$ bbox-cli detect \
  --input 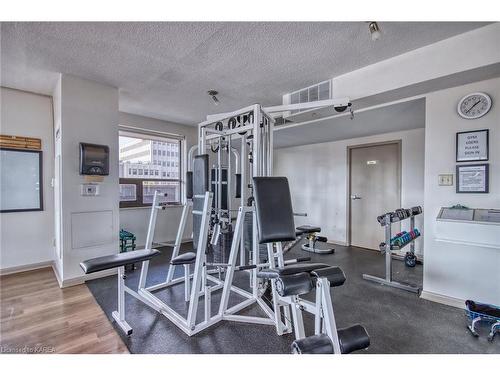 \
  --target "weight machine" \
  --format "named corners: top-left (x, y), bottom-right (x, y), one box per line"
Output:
top-left (80, 97), bottom-right (359, 343)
